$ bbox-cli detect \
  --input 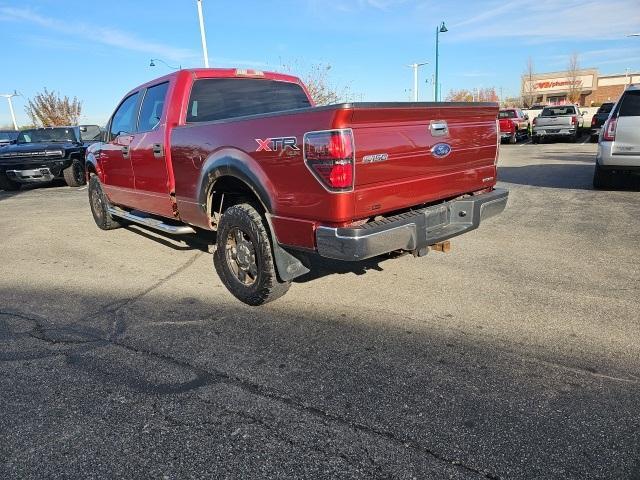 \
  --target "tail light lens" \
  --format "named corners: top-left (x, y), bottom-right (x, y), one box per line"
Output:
top-left (304, 129), bottom-right (354, 191)
top-left (602, 118), bottom-right (617, 141)
top-left (591, 116), bottom-right (597, 127)
top-left (571, 116), bottom-right (577, 125)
